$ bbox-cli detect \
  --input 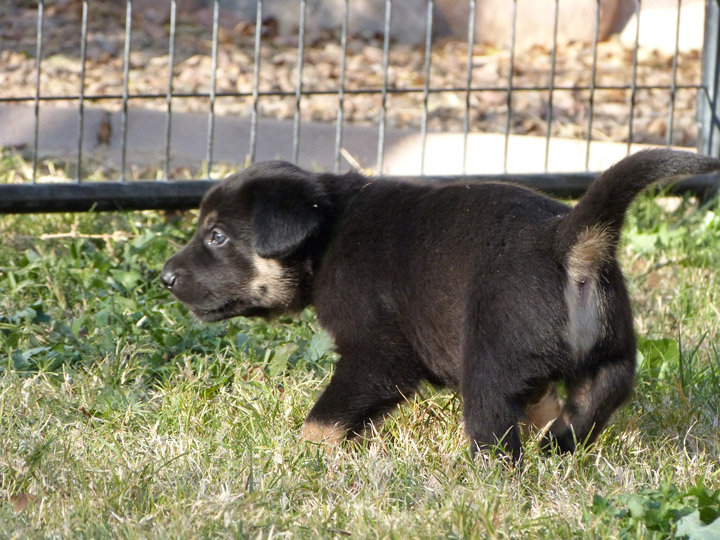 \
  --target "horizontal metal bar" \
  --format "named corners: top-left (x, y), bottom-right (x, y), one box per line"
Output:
top-left (0, 83), bottom-right (704, 104)
top-left (435, 171), bottom-right (720, 201)
top-left (2, 172), bottom-right (717, 214)
top-left (0, 180), bottom-right (216, 213)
